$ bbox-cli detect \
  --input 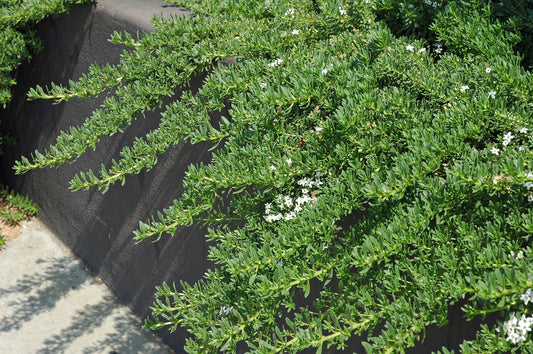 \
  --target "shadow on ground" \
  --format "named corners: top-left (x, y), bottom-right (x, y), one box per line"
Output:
top-left (0, 257), bottom-right (86, 332)
top-left (0, 252), bottom-right (170, 353)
